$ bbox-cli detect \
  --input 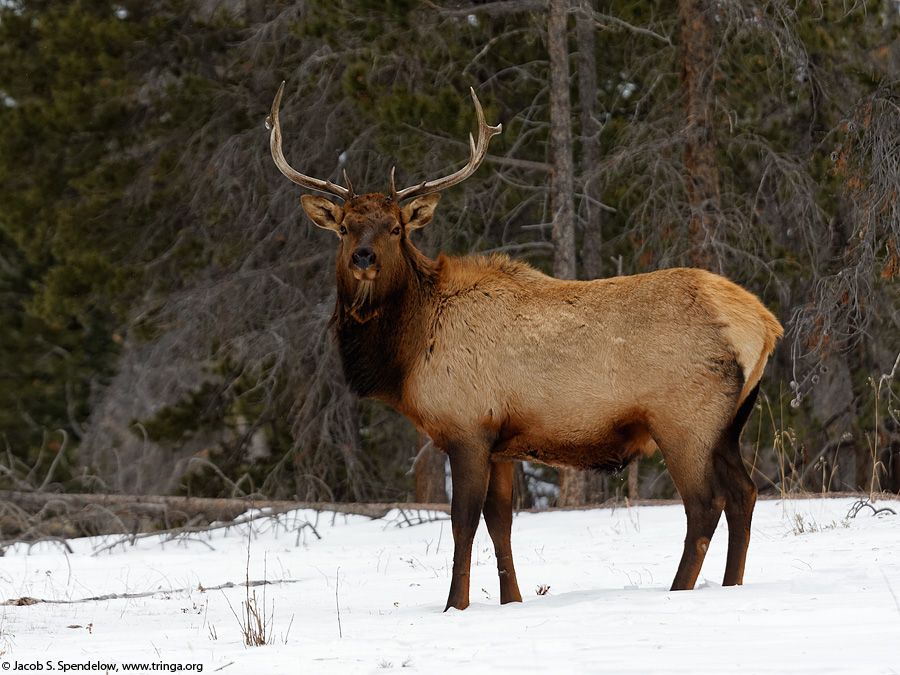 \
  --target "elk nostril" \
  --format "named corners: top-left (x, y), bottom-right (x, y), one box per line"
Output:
top-left (352, 247), bottom-right (377, 271)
